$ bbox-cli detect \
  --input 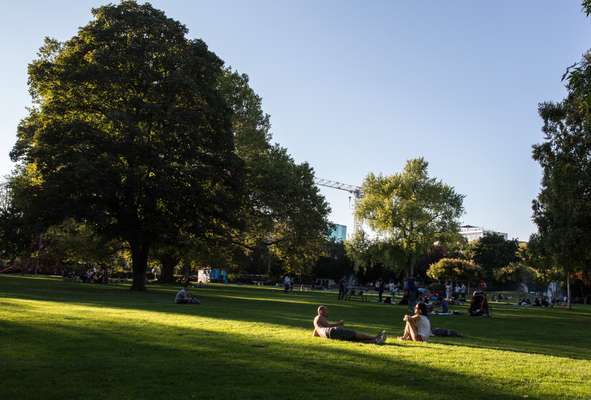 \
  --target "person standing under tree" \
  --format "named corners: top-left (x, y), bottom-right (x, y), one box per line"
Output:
top-left (377, 279), bottom-right (385, 303)
top-left (445, 281), bottom-right (453, 300)
top-left (338, 278), bottom-right (346, 300)
top-left (405, 277), bottom-right (418, 314)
